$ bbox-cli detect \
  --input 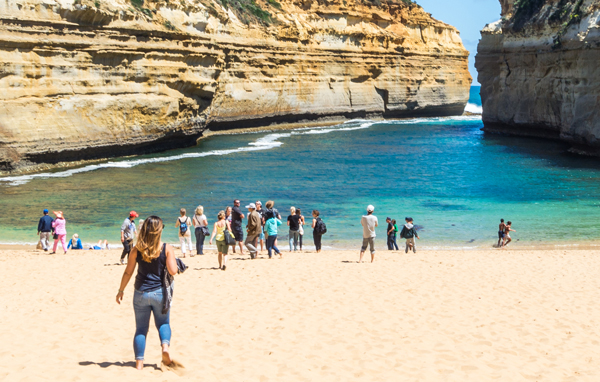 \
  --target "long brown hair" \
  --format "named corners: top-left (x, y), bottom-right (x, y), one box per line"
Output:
top-left (136, 215), bottom-right (164, 263)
